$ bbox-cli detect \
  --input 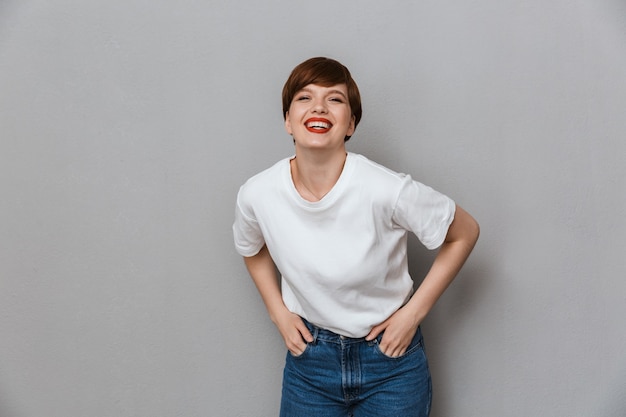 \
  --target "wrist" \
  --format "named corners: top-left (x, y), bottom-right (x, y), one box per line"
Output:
top-left (268, 303), bottom-right (291, 325)
top-left (405, 293), bottom-right (432, 325)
